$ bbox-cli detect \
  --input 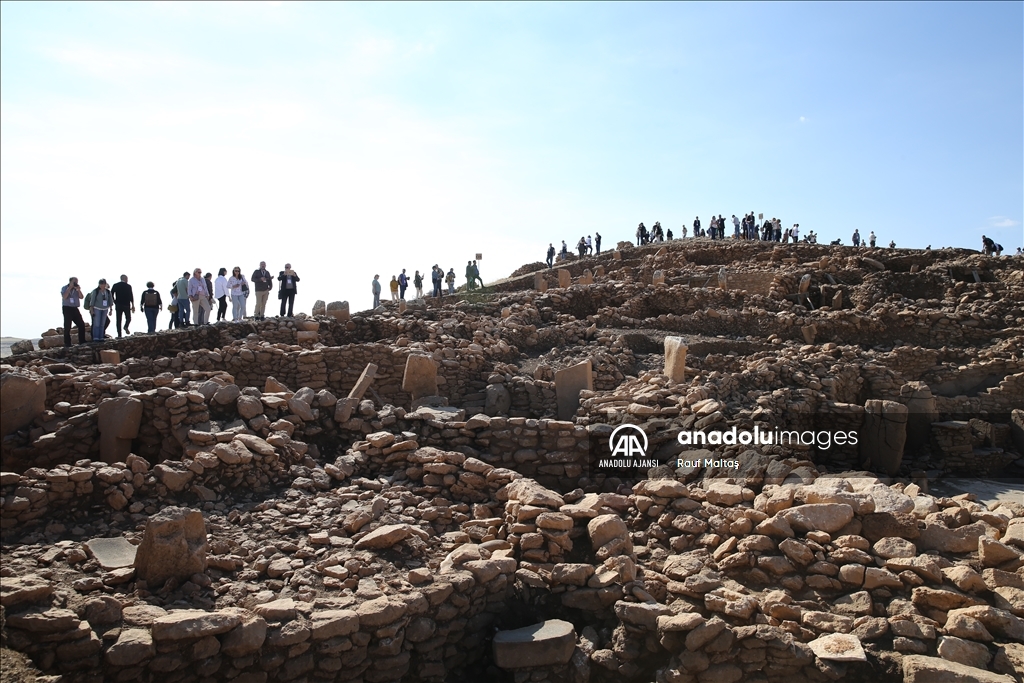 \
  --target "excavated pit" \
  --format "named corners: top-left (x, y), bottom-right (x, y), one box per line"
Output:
top-left (1, 240), bottom-right (1023, 683)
